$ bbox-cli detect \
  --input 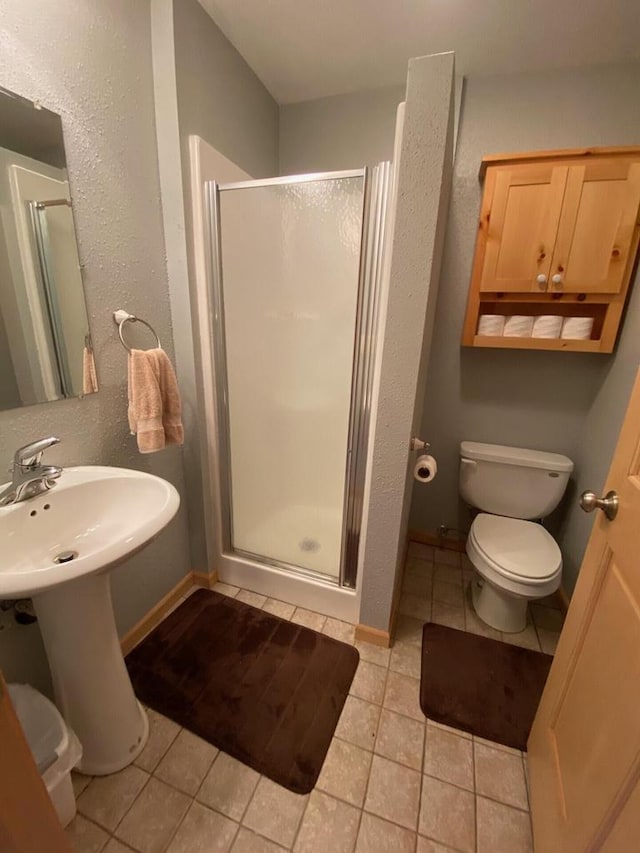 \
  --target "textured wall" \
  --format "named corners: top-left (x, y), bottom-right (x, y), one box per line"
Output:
top-left (279, 86), bottom-right (405, 174)
top-left (167, 0), bottom-right (279, 572)
top-left (359, 54), bottom-right (454, 630)
top-left (0, 0), bottom-right (192, 693)
top-left (409, 61), bottom-right (640, 594)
